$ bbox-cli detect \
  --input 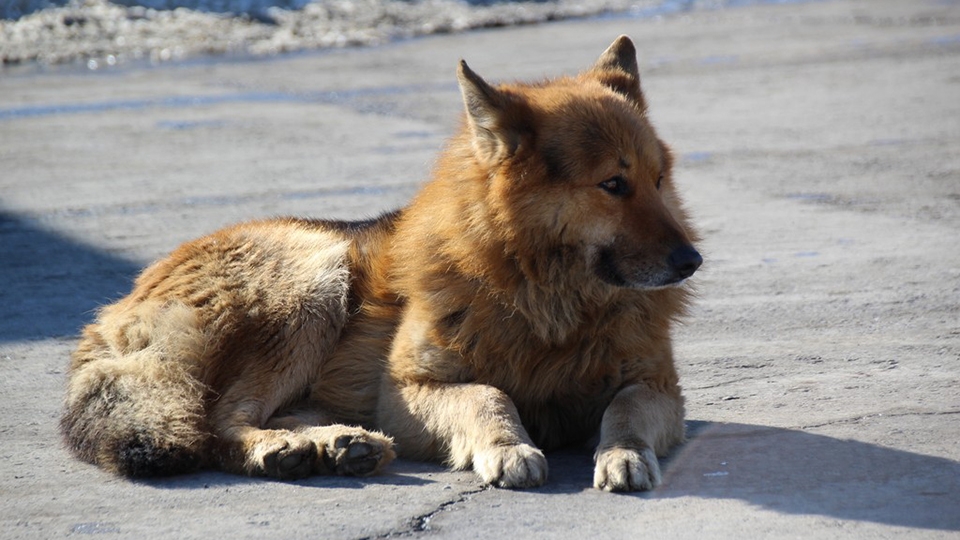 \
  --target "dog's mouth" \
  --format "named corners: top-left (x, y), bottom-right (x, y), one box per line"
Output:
top-left (594, 247), bottom-right (630, 287)
top-left (593, 245), bottom-right (702, 289)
